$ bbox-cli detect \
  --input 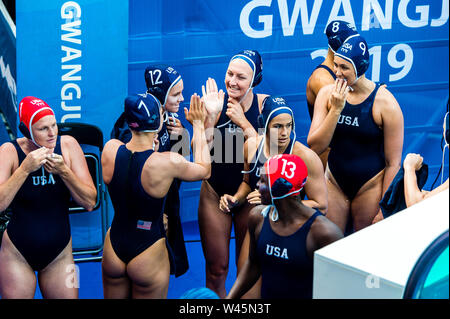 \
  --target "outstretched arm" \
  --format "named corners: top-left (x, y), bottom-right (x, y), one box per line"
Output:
top-left (180, 93), bottom-right (211, 180)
